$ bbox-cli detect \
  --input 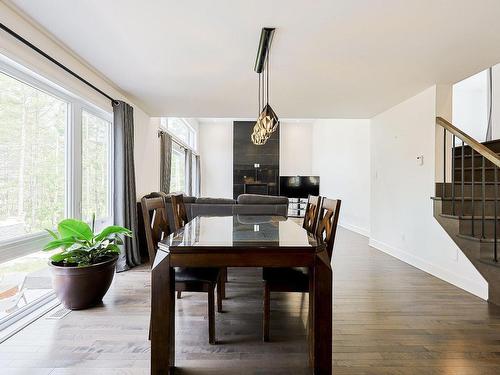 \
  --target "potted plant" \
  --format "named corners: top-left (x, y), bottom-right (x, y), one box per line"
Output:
top-left (43, 216), bottom-right (132, 310)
